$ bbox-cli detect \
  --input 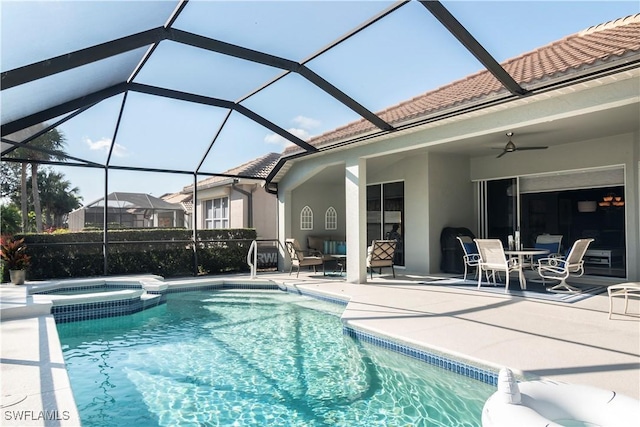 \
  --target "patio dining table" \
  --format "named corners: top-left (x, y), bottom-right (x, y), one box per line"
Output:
top-left (504, 248), bottom-right (550, 289)
top-left (330, 254), bottom-right (347, 275)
